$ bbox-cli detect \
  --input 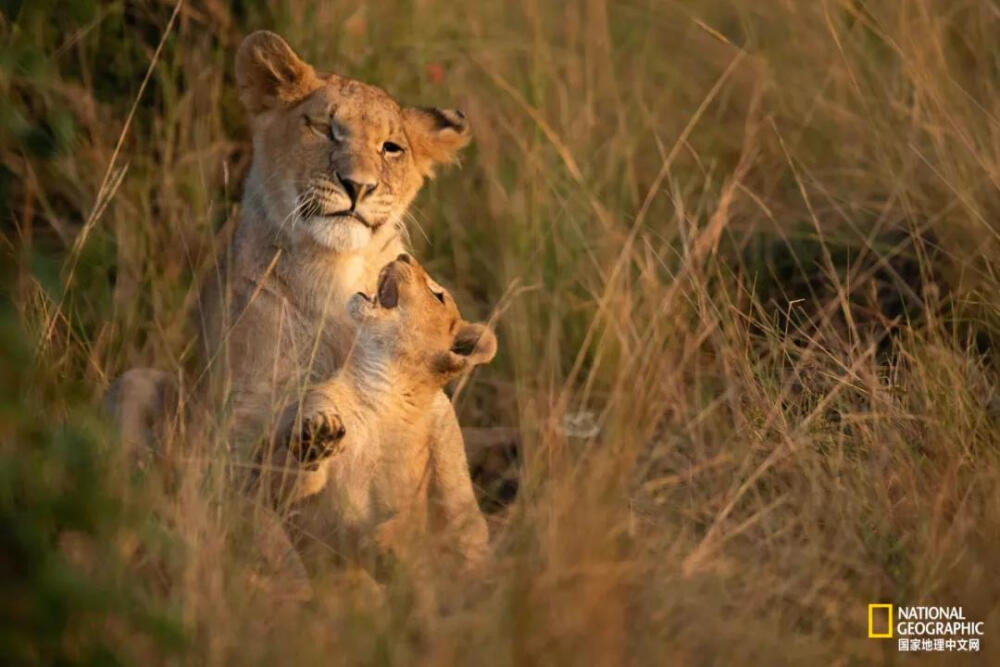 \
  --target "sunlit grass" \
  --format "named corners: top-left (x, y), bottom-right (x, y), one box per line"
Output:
top-left (2, 0), bottom-right (998, 663)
